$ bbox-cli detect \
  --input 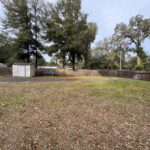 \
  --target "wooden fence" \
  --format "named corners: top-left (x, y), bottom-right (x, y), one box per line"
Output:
top-left (98, 70), bottom-right (150, 81)
top-left (0, 68), bottom-right (150, 81)
top-left (0, 68), bottom-right (12, 76)
top-left (36, 69), bottom-right (150, 81)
